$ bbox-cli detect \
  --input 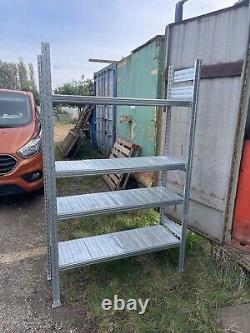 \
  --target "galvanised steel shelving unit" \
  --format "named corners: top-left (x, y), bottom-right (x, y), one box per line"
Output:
top-left (38, 42), bottom-right (201, 308)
